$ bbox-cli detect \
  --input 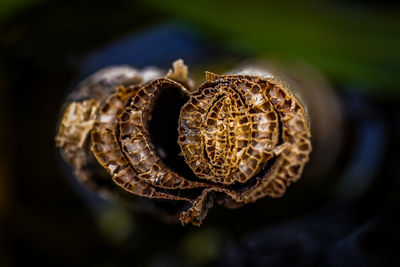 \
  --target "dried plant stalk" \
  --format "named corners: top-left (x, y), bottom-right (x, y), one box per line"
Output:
top-left (56, 60), bottom-right (312, 226)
